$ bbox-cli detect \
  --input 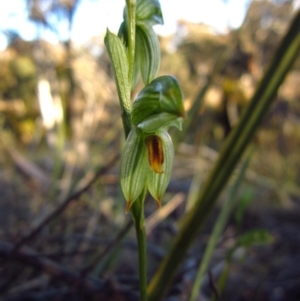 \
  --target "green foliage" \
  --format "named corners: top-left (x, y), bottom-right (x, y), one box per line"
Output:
top-left (235, 229), bottom-right (273, 249)
top-left (0, 59), bottom-right (16, 97)
top-left (104, 29), bottom-right (131, 132)
top-left (10, 56), bottom-right (36, 79)
top-left (213, 228), bottom-right (273, 300)
top-left (234, 189), bottom-right (254, 228)
top-left (0, 55), bottom-right (37, 102)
